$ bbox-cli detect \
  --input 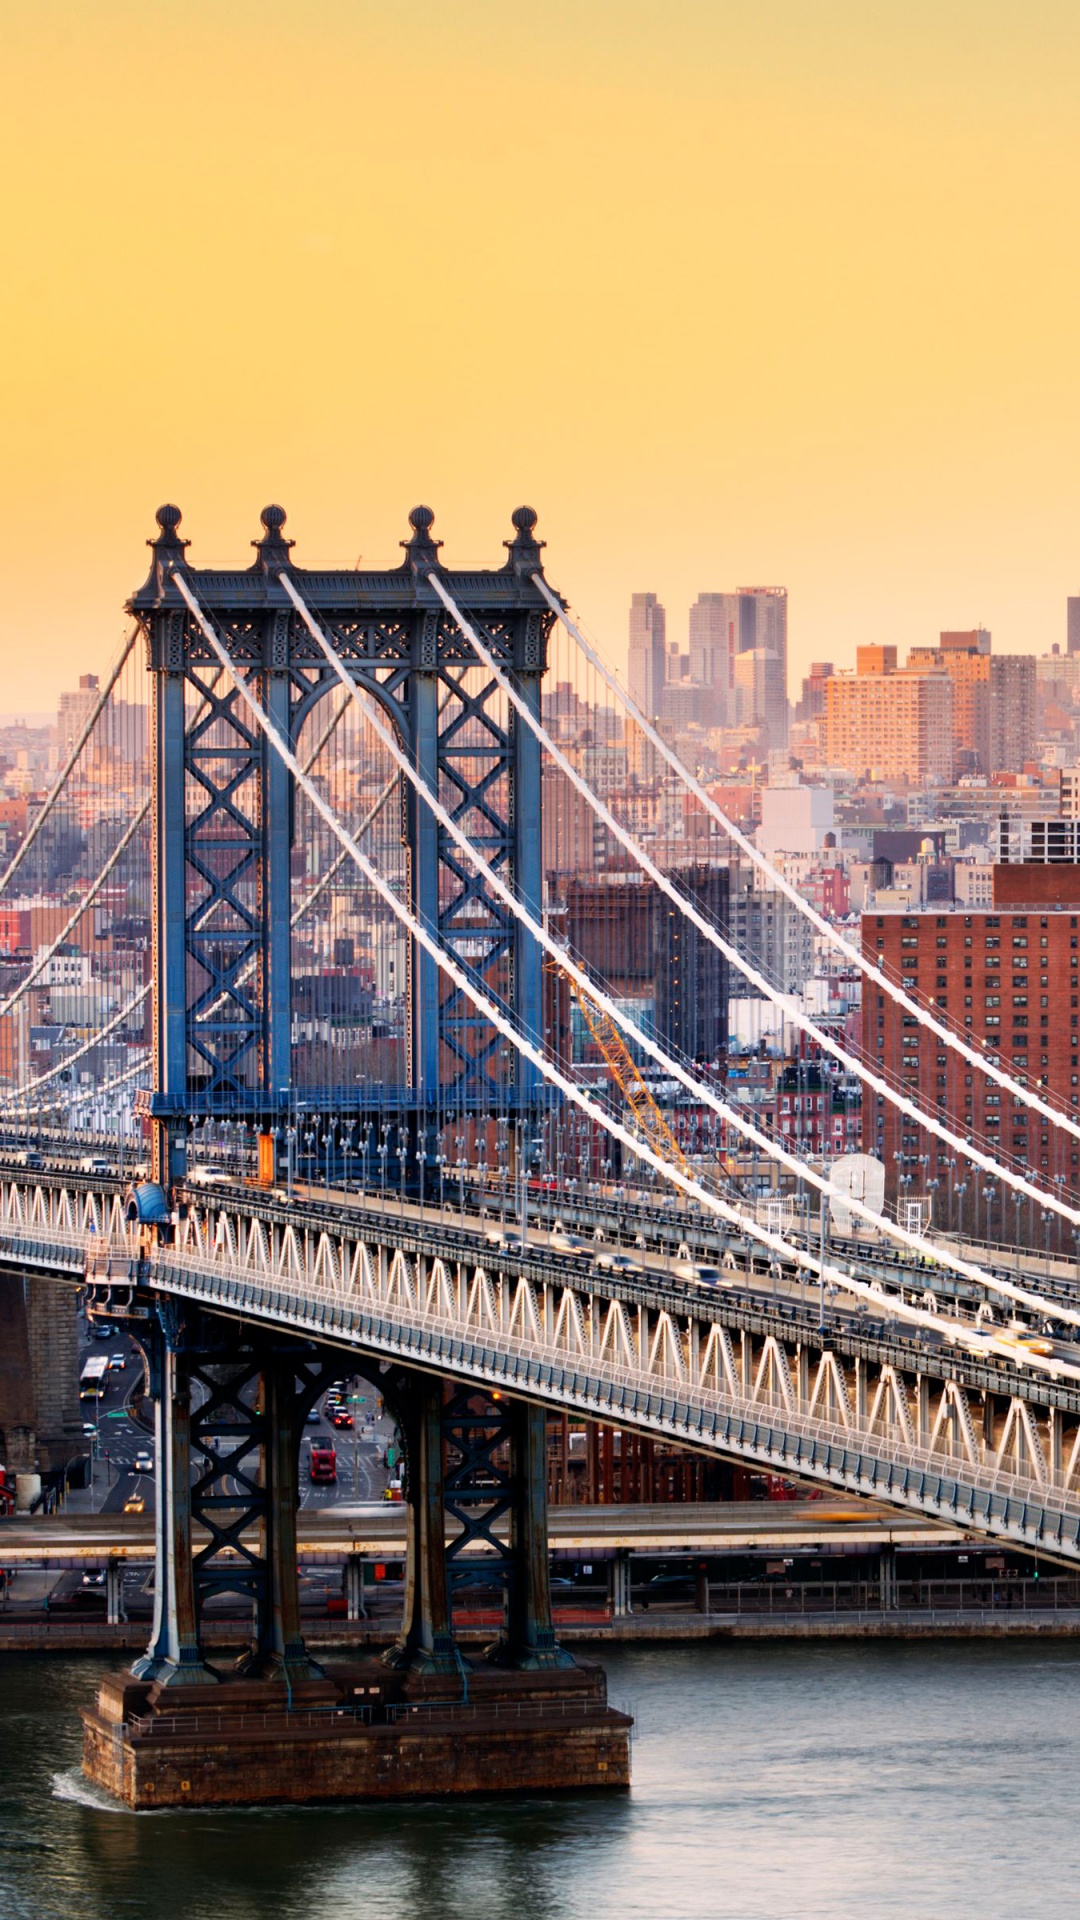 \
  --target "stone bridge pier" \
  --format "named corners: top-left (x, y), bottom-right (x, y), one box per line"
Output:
top-left (81, 1293), bottom-right (629, 1806)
